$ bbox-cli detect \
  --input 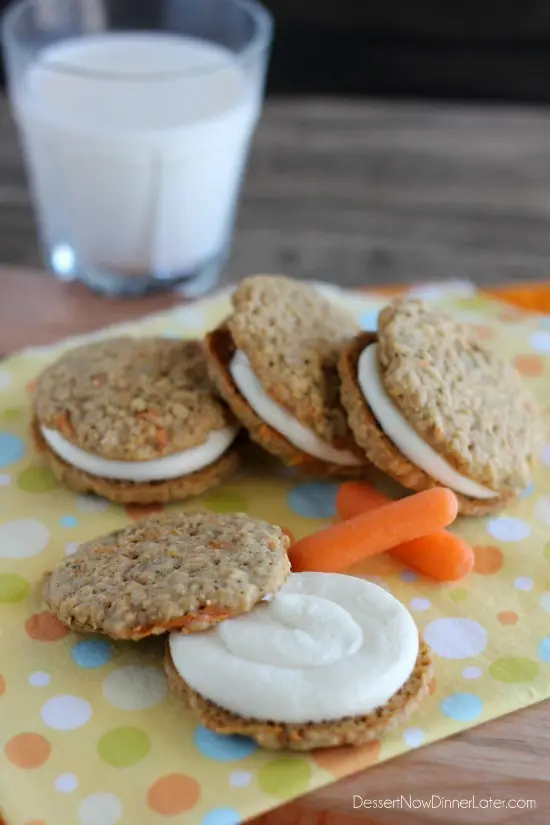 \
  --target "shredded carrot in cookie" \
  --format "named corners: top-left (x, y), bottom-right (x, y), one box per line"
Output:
top-left (54, 411), bottom-right (75, 439)
top-left (133, 607), bottom-right (235, 638)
